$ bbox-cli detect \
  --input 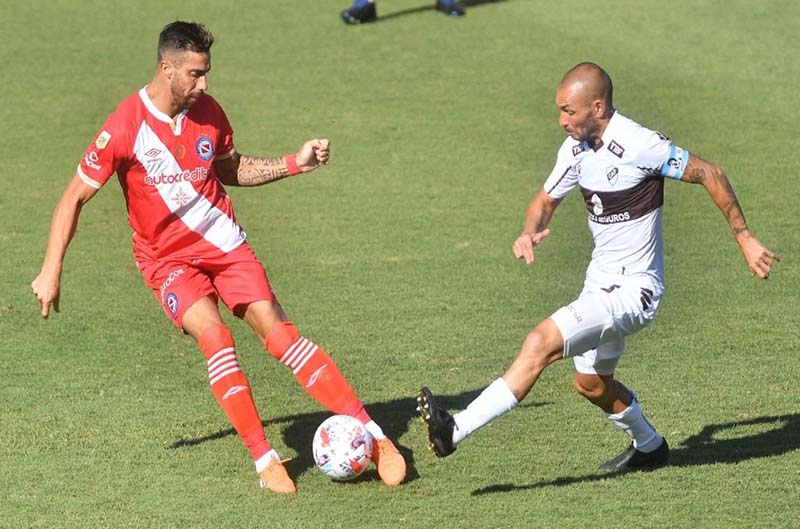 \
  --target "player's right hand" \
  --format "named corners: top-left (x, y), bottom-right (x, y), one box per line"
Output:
top-left (513, 229), bottom-right (551, 265)
top-left (31, 273), bottom-right (61, 318)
